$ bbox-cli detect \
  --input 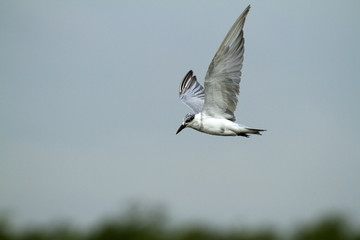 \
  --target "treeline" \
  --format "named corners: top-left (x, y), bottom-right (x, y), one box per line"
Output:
top-left (0, 208), bottom-right (359, 240)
